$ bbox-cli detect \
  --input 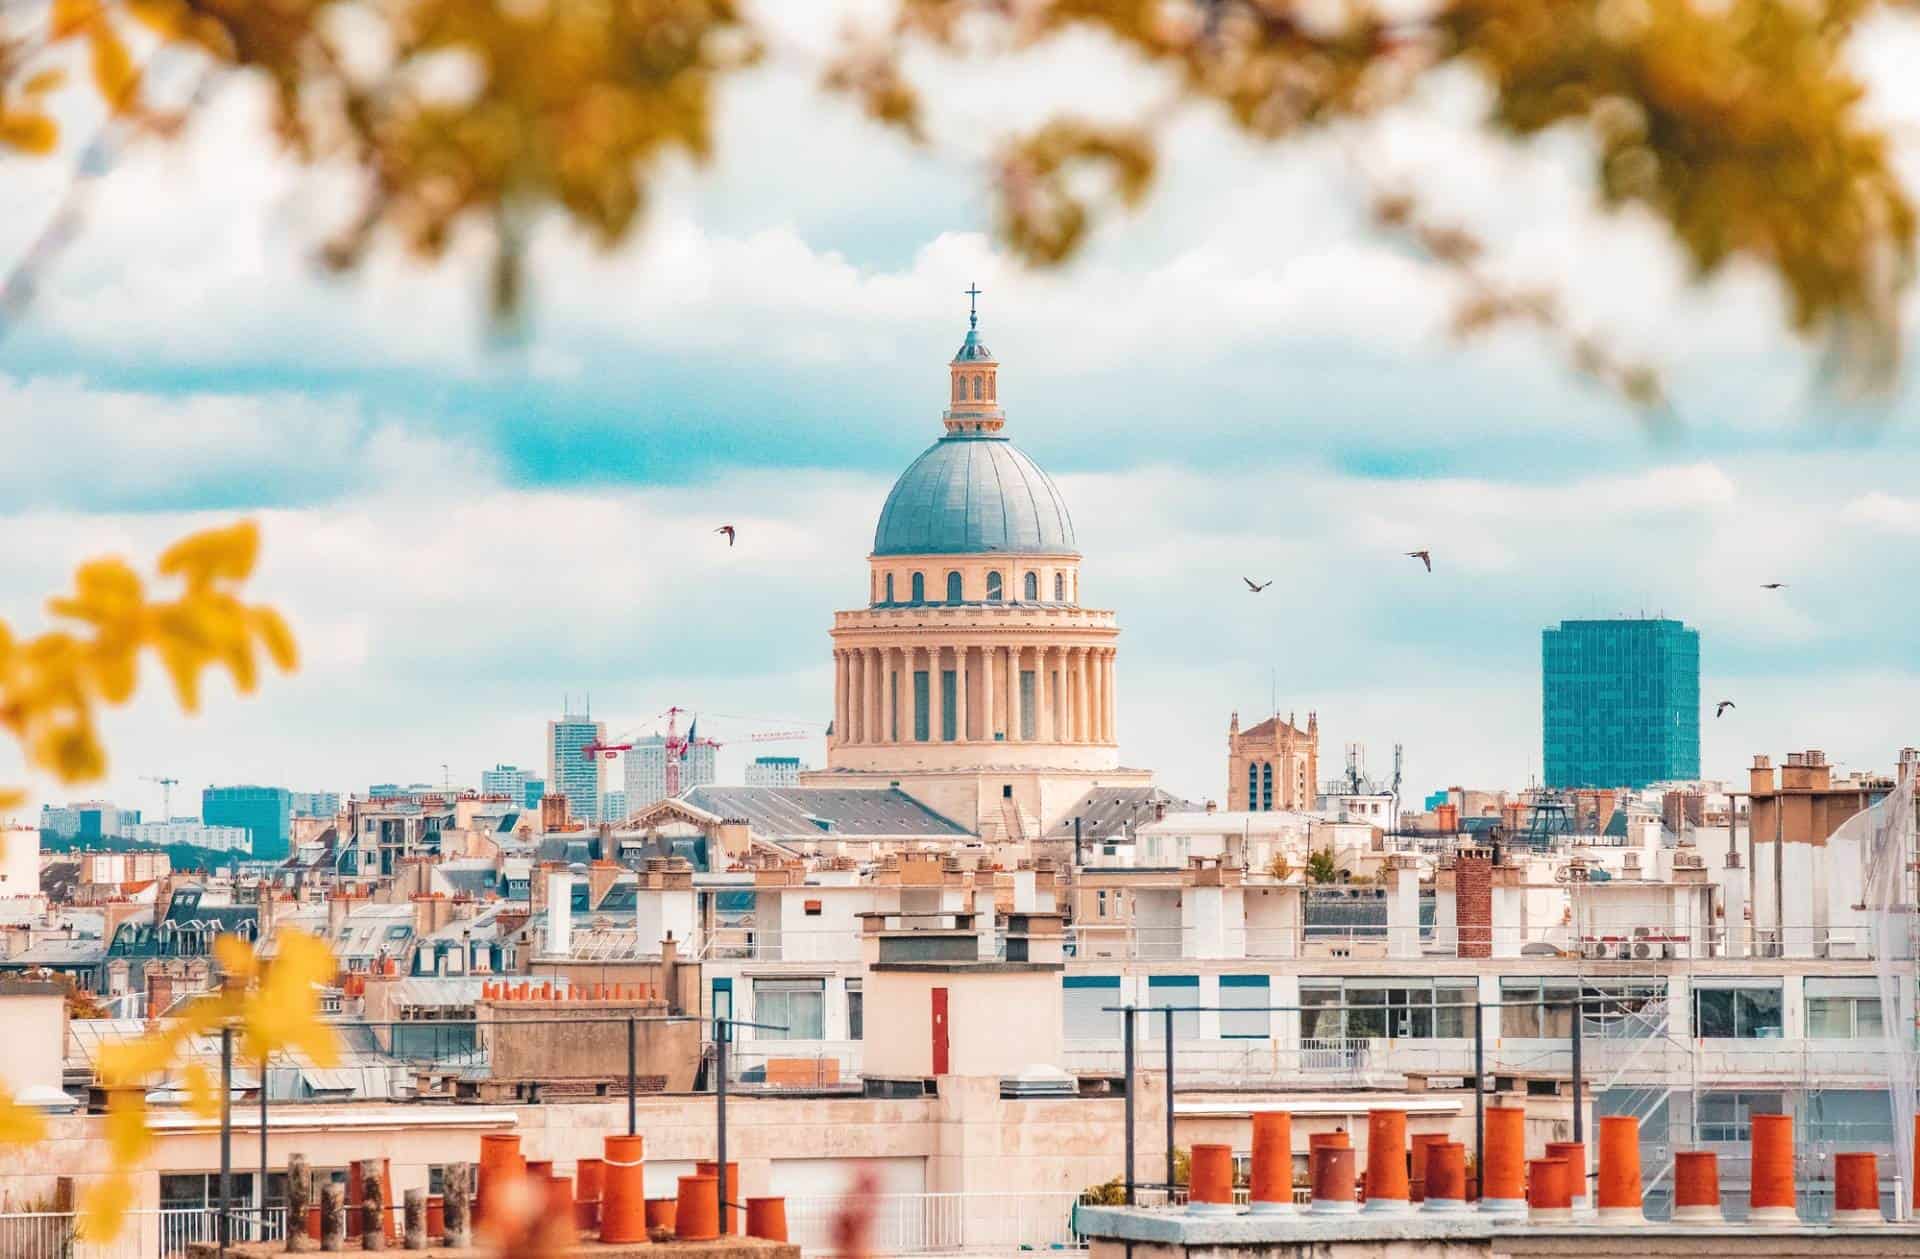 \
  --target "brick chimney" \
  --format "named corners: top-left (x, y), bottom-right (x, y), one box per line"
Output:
top-left (1454, 846), bottom-right (1492, 959)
